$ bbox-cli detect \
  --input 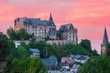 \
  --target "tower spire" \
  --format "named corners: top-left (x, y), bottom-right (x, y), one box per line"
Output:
top-left (49, 13), bottom-right (55, 25)
top-left (103, 28), bottom-right (109, 45)
top-left (49, 13), bottom-right (53, 20)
